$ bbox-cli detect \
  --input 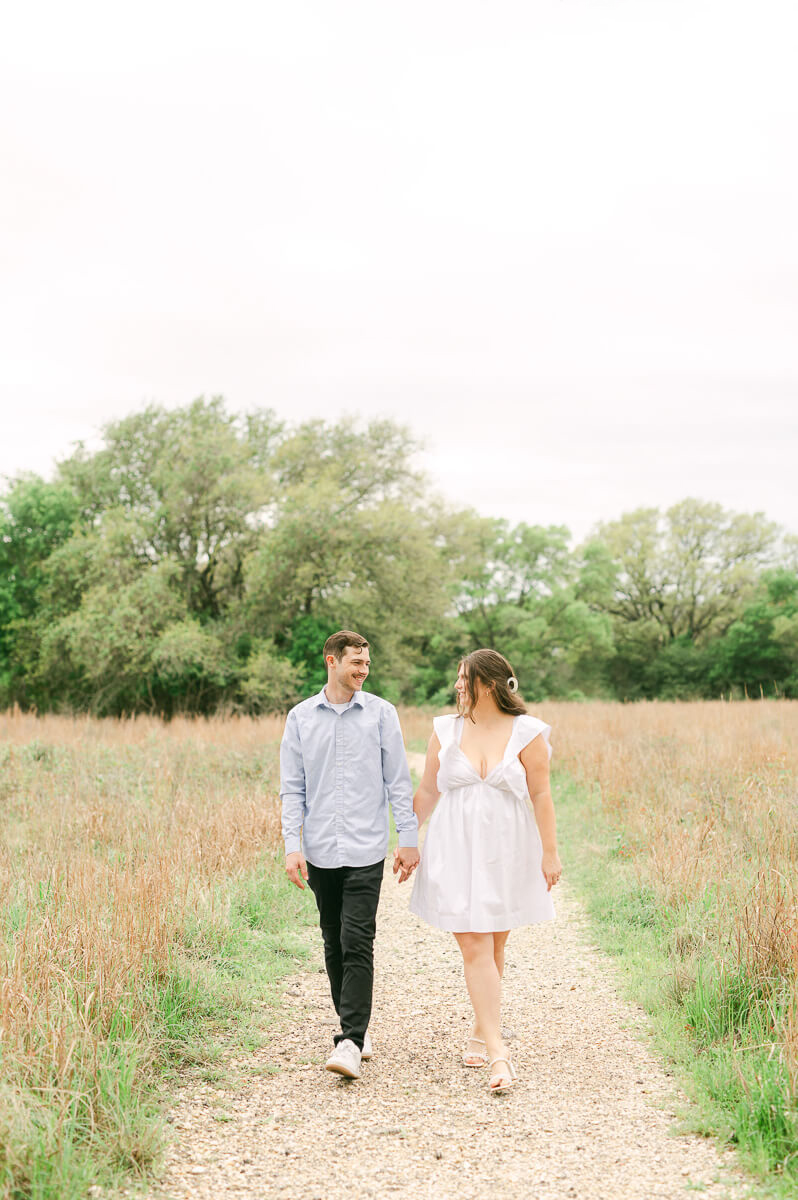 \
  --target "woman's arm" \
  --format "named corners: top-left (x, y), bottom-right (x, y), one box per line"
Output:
top-left (520, 733), bottom-right (562, 891)
top-left (393, 732), bottom-right (442, 882)
top-left (414, 732), bottom-right (442, 827)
